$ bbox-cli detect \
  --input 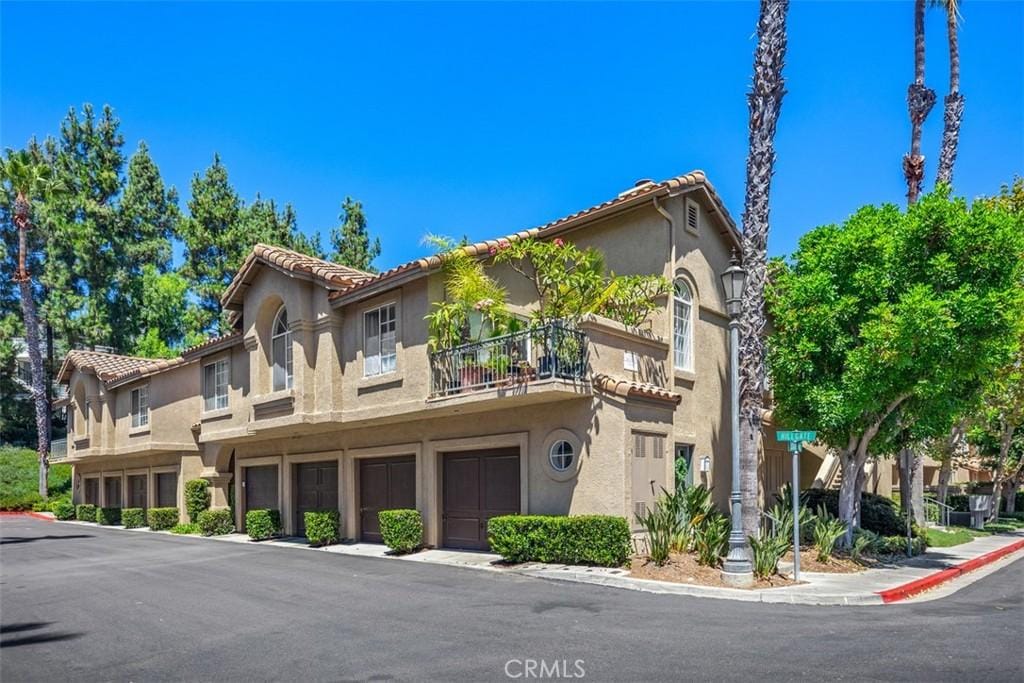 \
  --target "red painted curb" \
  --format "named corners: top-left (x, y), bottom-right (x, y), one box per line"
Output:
top-left (877, 537), bottom-right (1024, 603)
top-left (0, 511), bottom-right (54, 521)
